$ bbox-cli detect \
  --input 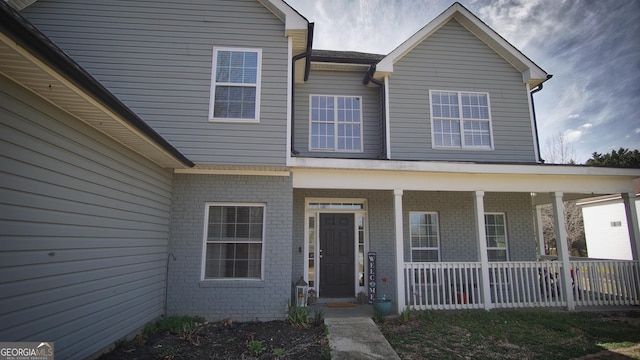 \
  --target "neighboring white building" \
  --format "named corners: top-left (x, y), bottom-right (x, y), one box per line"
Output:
top-left (579, 186), bottom-right (640, 260)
